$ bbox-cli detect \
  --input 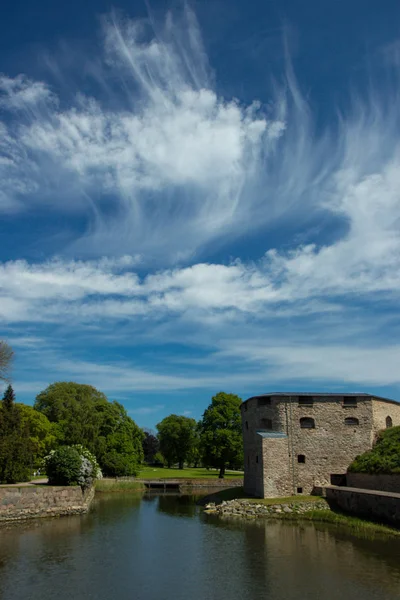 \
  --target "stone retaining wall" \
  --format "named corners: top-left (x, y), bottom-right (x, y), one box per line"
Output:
top-left (346, 473), bottom-right (400, 494)
top-left (203, 498), bottom-right (329, 518)
top-left (325, 485), bottom-right (400, 527)
top-left (0, 485), bottom-right (94, 522)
